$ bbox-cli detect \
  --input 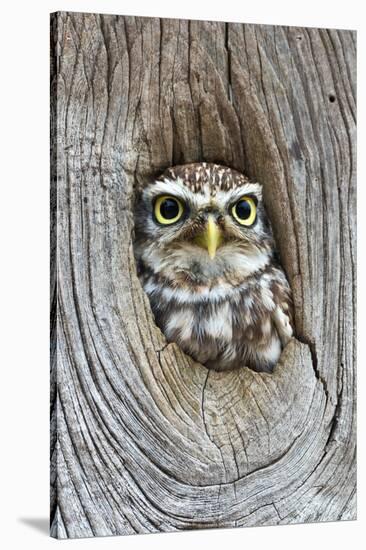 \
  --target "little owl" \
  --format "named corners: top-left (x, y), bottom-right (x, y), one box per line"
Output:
top-left (134, 162), bottom-right (293, 372)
